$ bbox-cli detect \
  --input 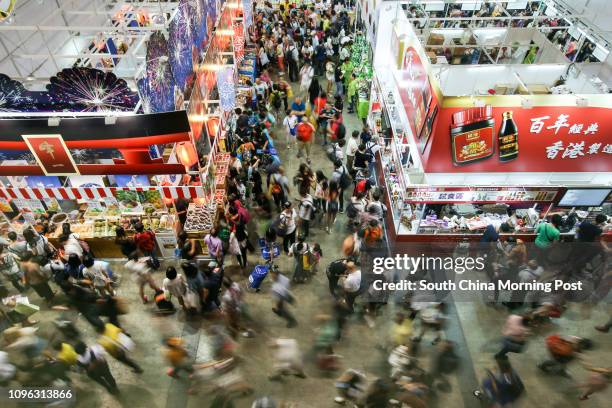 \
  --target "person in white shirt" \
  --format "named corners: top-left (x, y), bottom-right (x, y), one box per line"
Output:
top-left (59, 233), bottom-right (83, 260)
top-left (258, 46), bottom-right (270, 68)
top-left (82, 256), bottom-right (114, 296)
top-left (163, 266), bottom-right (187, 310)
top-left (301, 40), bottom-right (314, 62)
top-left (341, 261), bottom-right (361, 311)
top-left (325, 59), bottom-right (335, 94)
top-left (297, 191), bottom-right (315, 238)
top-left (279, 201), bottom-right (298, 254)
top-left (299, 61), bottom-right (315, 96)
top-left (282, 110), bottom-right (298, 149)
top-left (345, 130), bottom-right (360, 171)
top-left (269, 337), bottom-right (305, 380)
top-left (75, 342), bottom-right (119, 394)
top-left (125, 253), bottom-right (160, 304)
top-left (339, 45), bottom-right (350, 61)
top-left (270, 269), bottom-right (297, 327)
